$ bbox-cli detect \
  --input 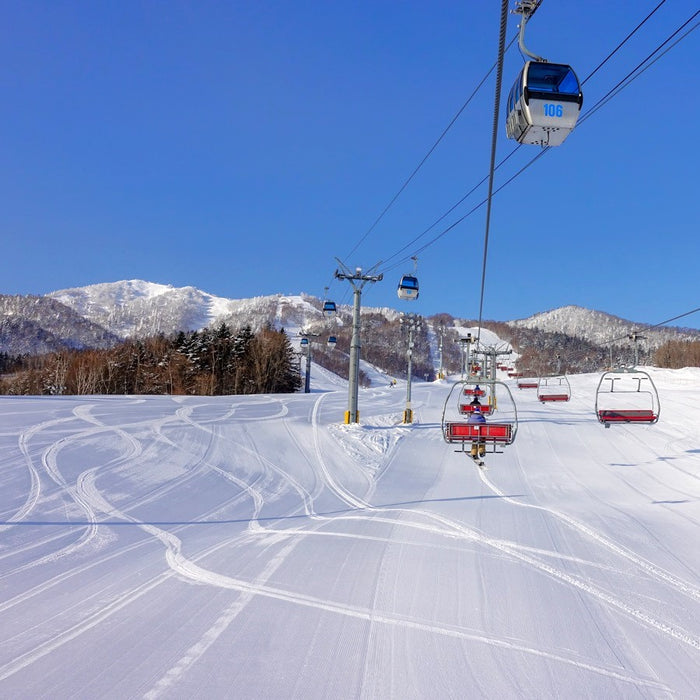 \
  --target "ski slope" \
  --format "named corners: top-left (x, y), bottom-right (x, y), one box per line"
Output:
top-left (1, 368), bottom-right (699, 698)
